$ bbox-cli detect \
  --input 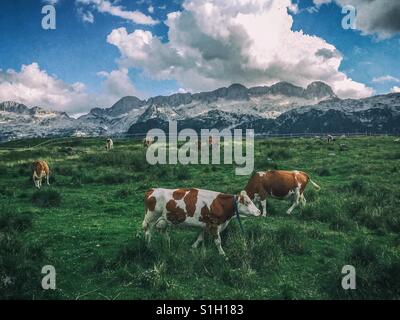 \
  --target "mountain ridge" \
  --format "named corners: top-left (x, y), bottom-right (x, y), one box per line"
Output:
top-left (1, 82), bottom-right (399, 141)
